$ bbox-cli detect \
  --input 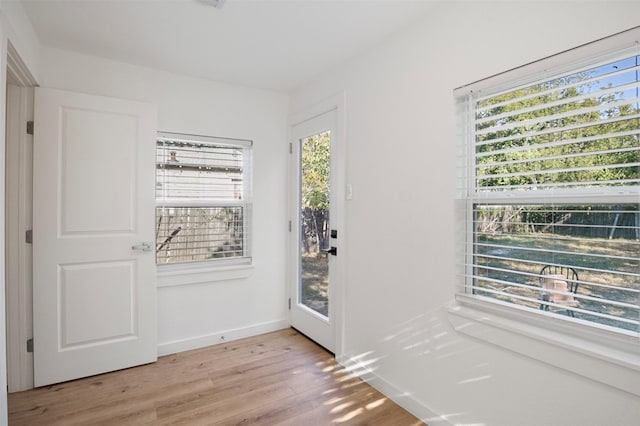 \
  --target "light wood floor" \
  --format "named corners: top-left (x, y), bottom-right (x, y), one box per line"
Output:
top-left (8, 328), bottom-right (425, 425)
